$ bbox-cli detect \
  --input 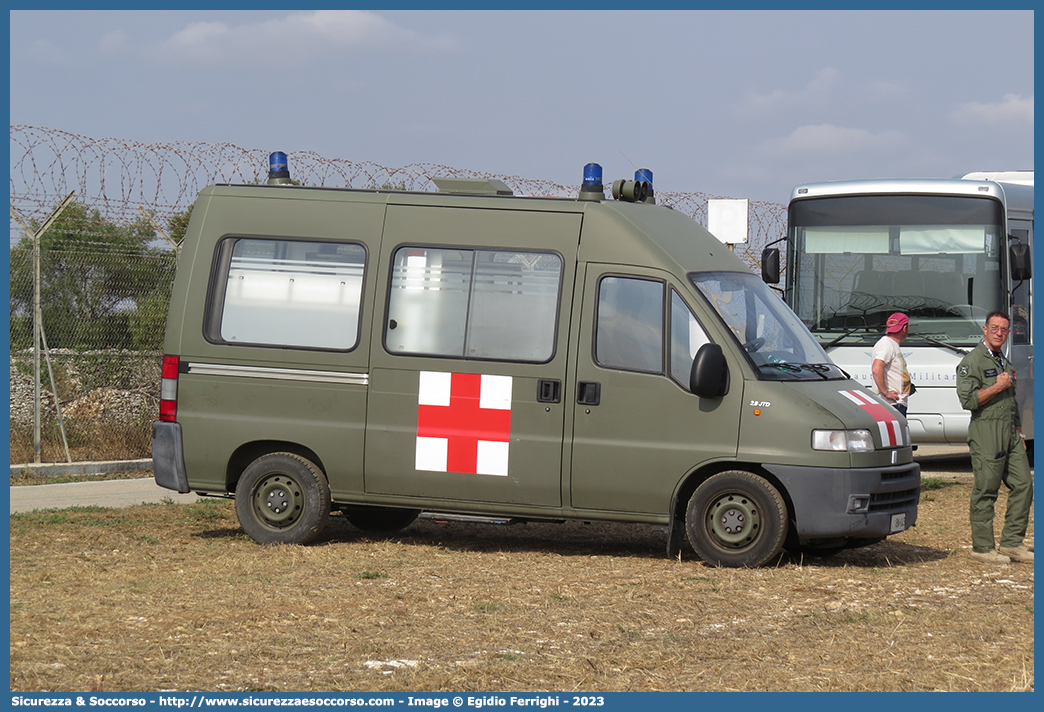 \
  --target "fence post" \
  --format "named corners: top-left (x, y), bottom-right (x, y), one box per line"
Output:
top-left (11, 192), bottom-right (77, 463)
top-left (138, 205), bottom-right (181, 252)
